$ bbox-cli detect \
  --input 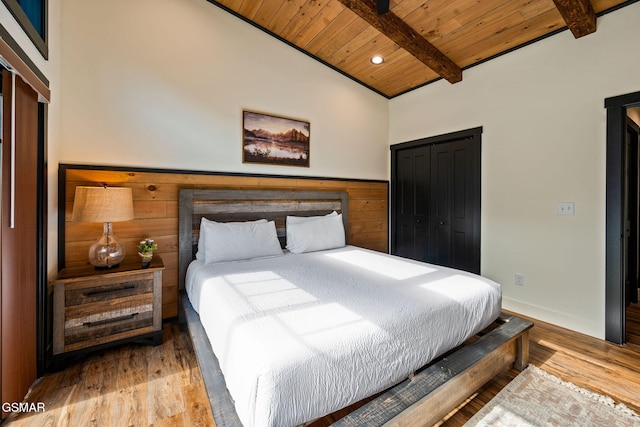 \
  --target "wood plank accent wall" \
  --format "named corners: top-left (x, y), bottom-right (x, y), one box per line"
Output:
top-left (59, 165), bottom-right (389, 320)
